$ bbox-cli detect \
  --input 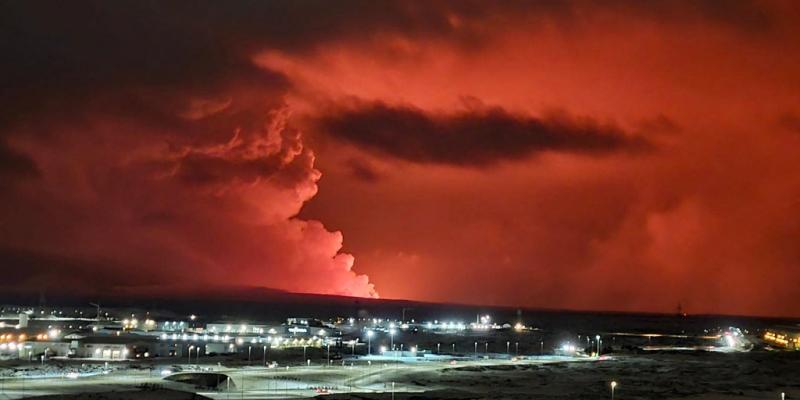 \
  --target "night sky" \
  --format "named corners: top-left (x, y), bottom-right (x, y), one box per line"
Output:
top-left (1, 1), bottom-right (799, 316)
